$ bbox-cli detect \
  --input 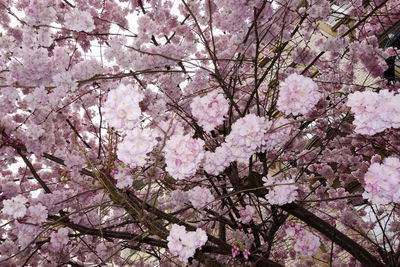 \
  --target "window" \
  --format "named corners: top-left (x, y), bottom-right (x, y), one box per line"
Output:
top-left (326, 1), bottom-right (353, 30)
top-left (380, 25), bottom-right (400, 83)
